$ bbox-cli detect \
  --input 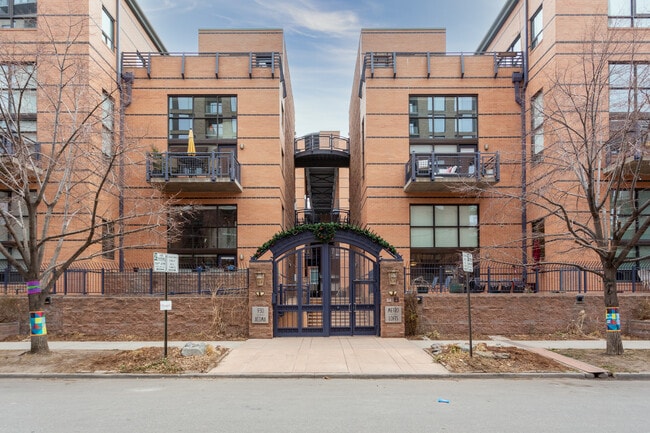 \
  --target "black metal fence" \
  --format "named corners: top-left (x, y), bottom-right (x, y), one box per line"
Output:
top-left (0, 268), bottom-right (249, 296)
top-left (406, 262), bottom-right (650, 294)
